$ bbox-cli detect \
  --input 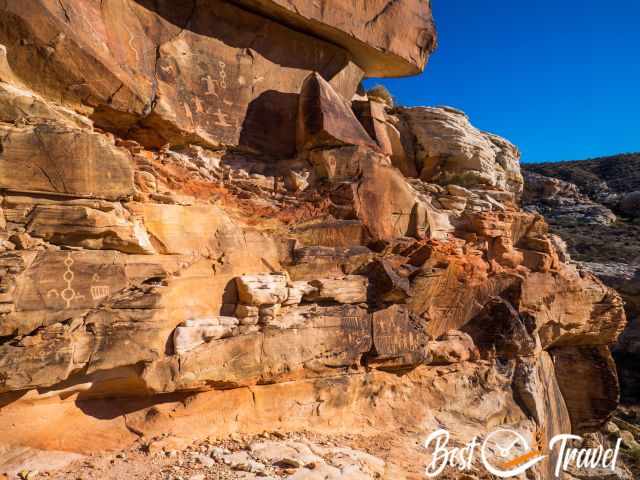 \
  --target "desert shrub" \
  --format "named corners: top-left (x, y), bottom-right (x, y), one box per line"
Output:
top-left (366, 84), bottom-right (394, 107)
